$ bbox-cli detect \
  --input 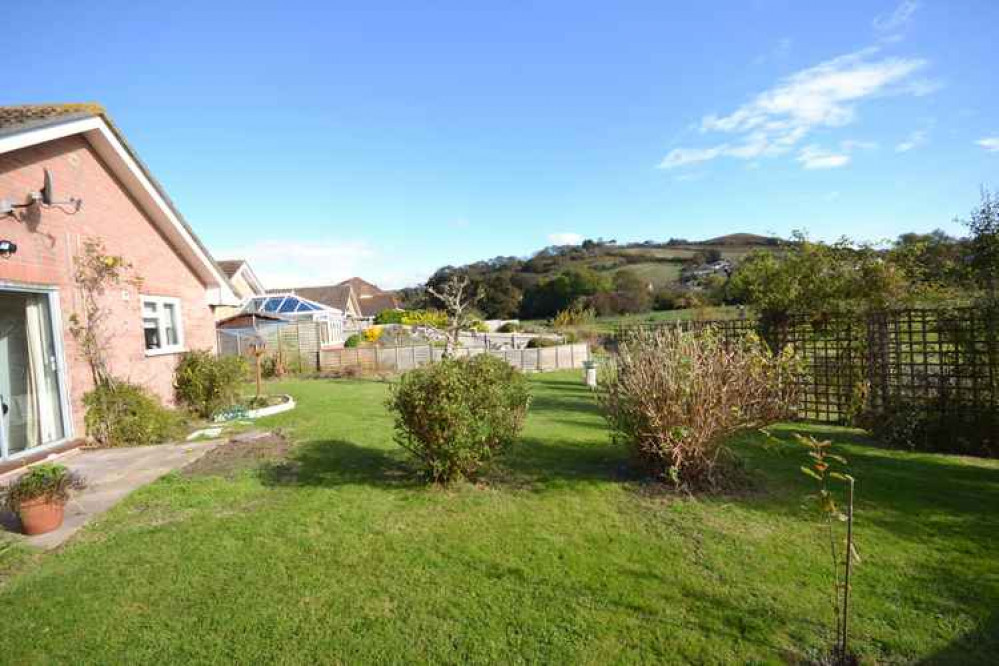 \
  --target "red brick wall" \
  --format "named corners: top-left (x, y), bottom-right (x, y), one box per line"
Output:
top-left (0, 135), bottom-right (217, 437)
